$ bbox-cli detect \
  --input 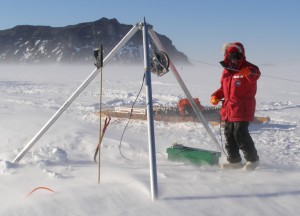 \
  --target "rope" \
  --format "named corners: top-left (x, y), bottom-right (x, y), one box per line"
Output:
top-left (25, 186), bottom-right (54, 198)
top-left (188, 58), bottom-right (300, 83)
top-left (219, 116), bottom-right (228, 157)
top-left (119, 72), bottom-right (146, 161)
